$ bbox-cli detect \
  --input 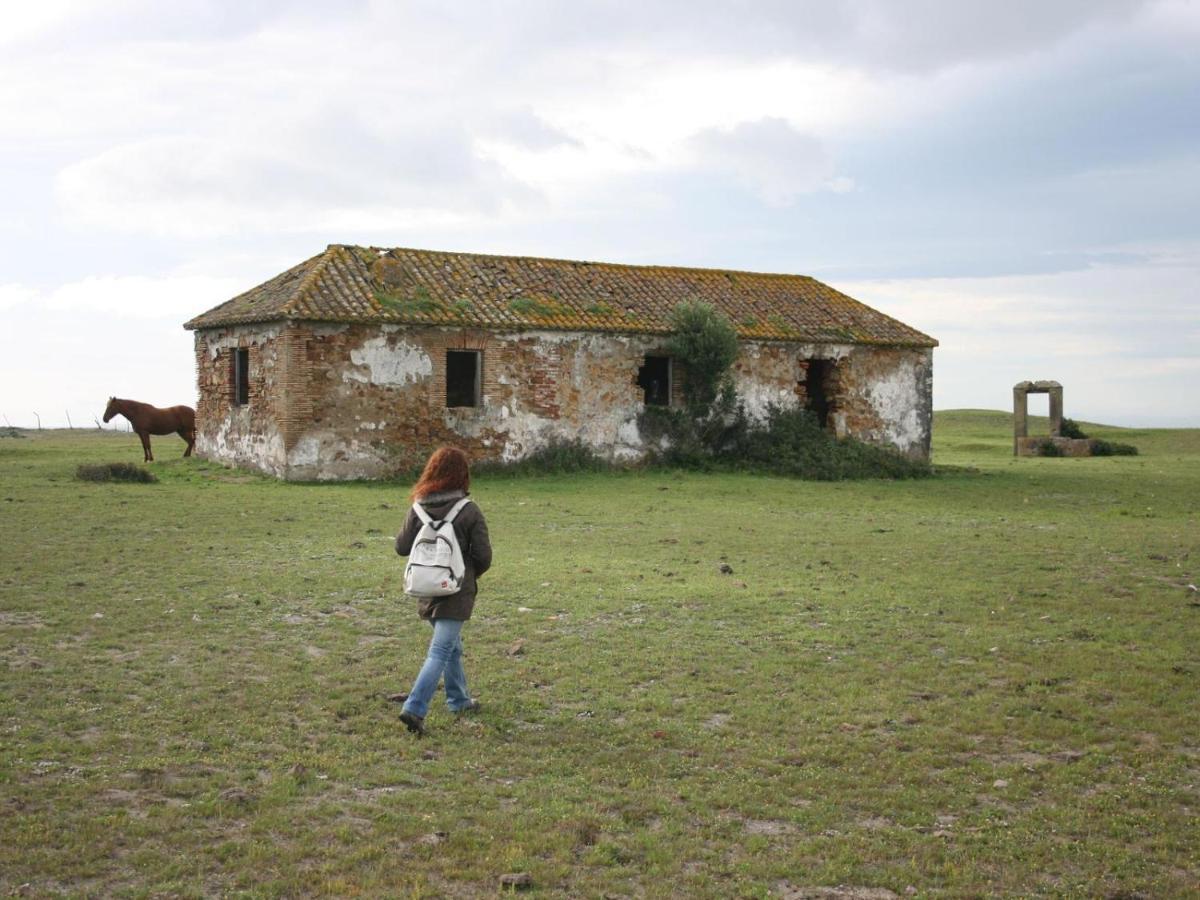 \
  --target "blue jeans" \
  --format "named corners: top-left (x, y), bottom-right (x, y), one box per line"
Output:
top-left (402, 618), bottom-right (471, 718)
